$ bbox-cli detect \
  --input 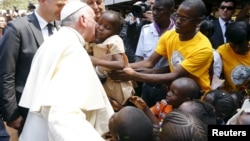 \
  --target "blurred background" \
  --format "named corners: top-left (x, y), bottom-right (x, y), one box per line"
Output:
top-left (0, 0), bottom-right (249, 18)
